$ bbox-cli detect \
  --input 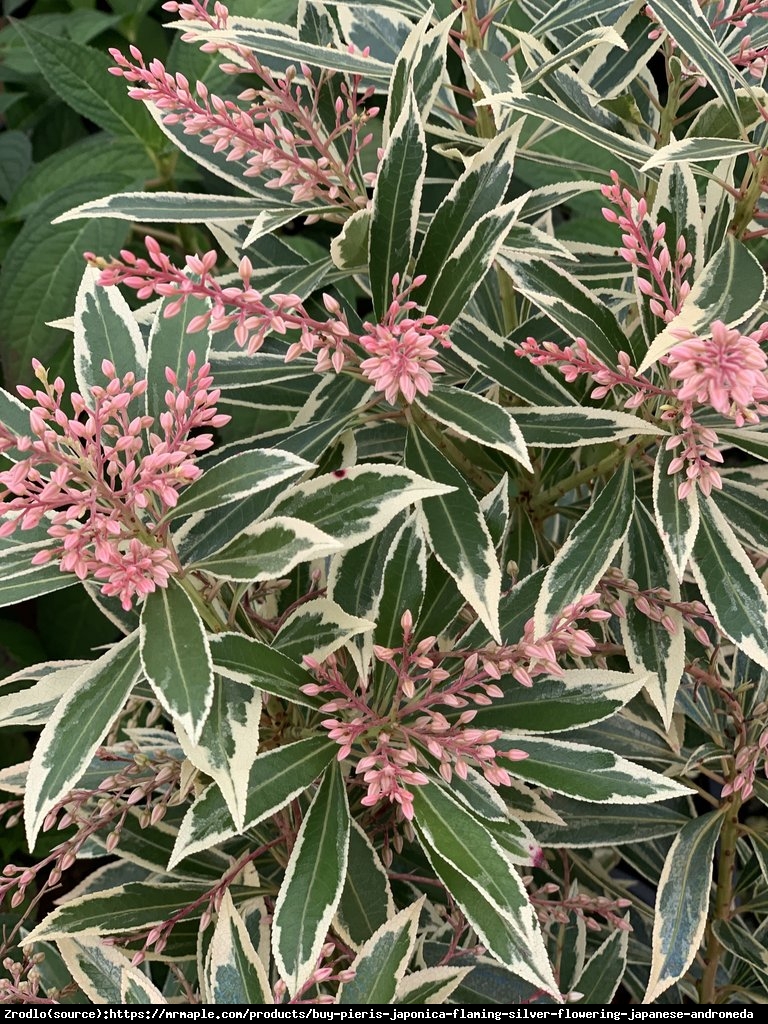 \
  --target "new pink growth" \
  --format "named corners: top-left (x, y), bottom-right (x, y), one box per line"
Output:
top-left (359, 276), bottom-right (451, 405)
top-left (0, 354), bottom-right (229, 609)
